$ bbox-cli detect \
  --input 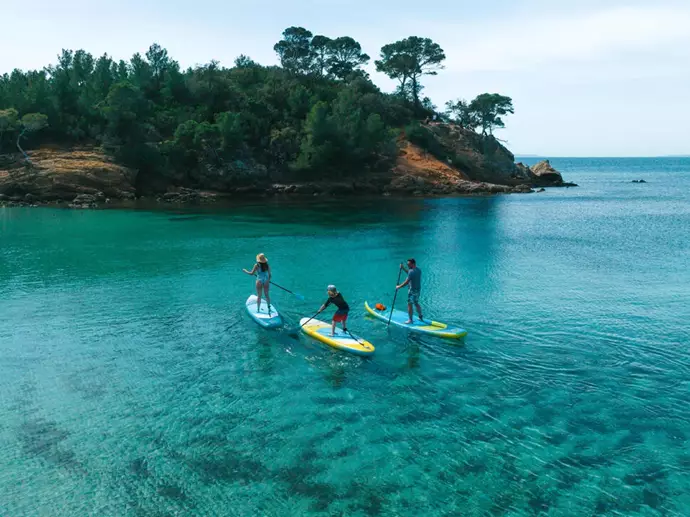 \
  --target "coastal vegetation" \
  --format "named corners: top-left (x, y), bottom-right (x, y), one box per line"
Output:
top-left (0, 28), bottom-right (516, 189)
